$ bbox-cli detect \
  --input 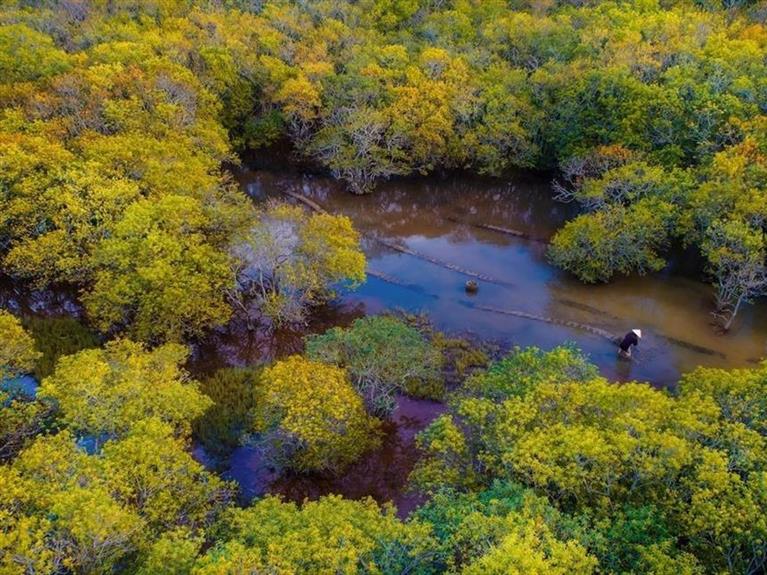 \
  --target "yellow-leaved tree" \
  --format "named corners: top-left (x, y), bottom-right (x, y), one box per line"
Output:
top-left (193, 495), bottom-right (437, 574)
top-left (38, 339), bottom-right (211, 441)
top-left (414, 346), bottom-right (767, 574)
top-left (83, 196), bottom-right (235, 343)
top-left (0, 311), bottom-right (40, 380)
top-left (0, 311), bottom-right (45, 461)
top-left (251, 356), bottom-right (381, 473)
